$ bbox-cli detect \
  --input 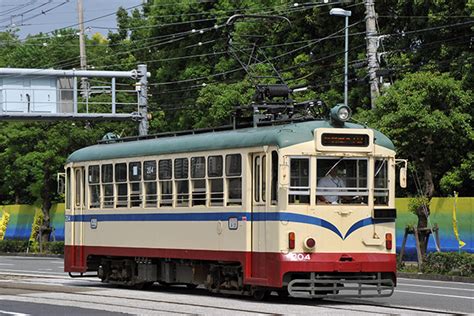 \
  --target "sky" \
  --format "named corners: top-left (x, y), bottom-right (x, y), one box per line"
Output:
top-left (0, 0), bottom-right (144, 39)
